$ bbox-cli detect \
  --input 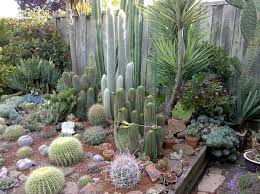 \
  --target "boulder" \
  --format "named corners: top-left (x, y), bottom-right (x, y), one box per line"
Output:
top-left (92, 155), bottom-right (104, 162)
top-left (61, 121), bottom-right (75, 135)
top-left (38, 144), bottom-right (48, 156)
top-left (17, 135), bottom-right (33, 147)
top-left (16, 158), bottom-right (34, 171)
